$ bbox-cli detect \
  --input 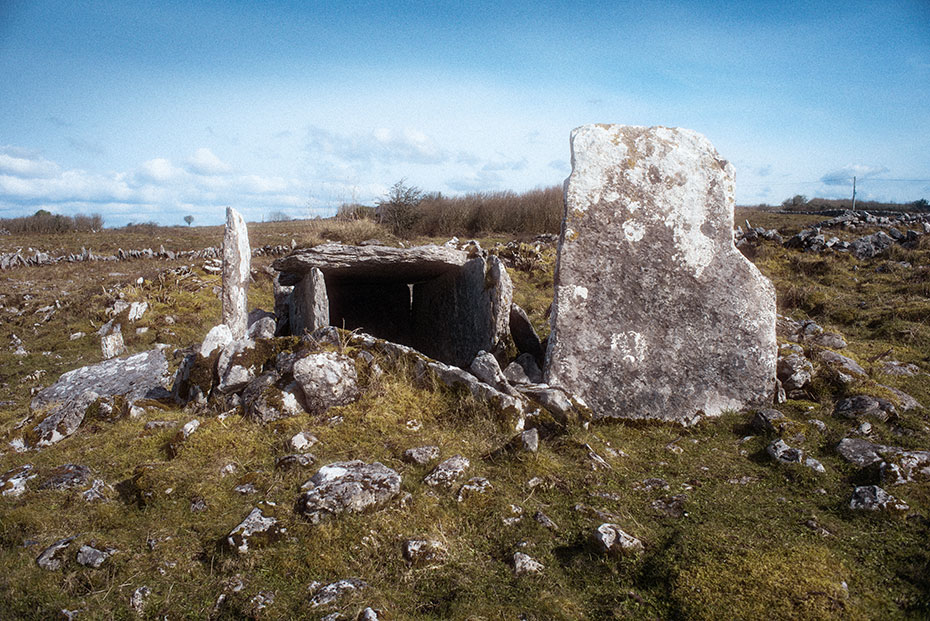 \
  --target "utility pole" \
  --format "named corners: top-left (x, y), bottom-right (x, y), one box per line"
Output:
top-left (851, 176), bottom-right (857, 211)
